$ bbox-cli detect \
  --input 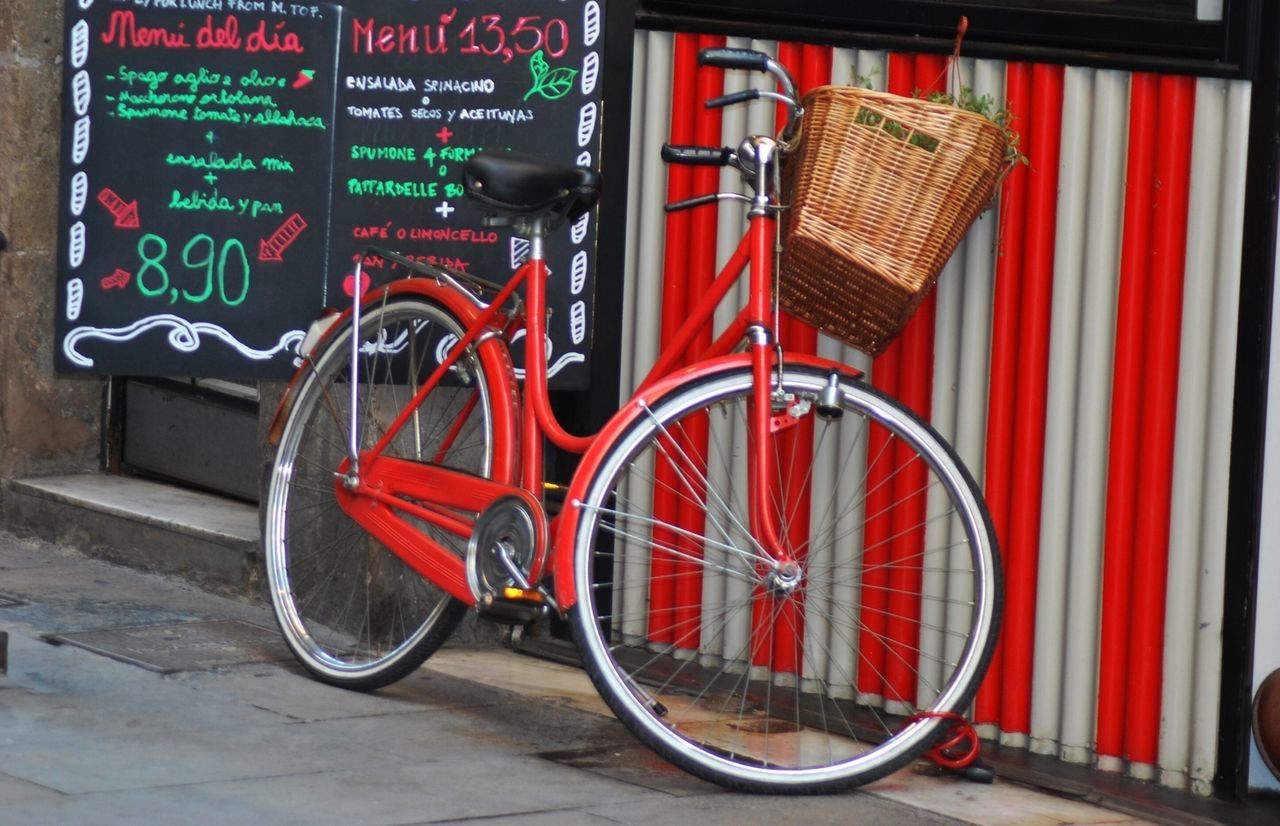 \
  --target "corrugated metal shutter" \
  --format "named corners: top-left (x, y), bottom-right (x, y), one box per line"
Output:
top-left (617, 29), bottom-right (1249, 795)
